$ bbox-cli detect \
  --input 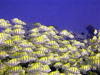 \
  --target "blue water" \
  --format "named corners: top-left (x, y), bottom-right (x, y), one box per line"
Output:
top-left (0, 0), bottom-right (100, 33)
